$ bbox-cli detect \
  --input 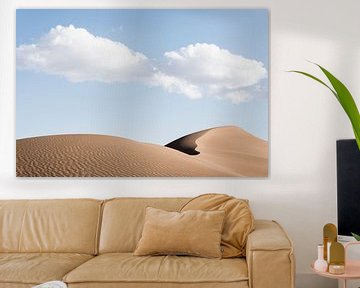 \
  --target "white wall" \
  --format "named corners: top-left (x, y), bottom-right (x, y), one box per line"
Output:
top-left (1, 0), bottom-right (359, 287)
